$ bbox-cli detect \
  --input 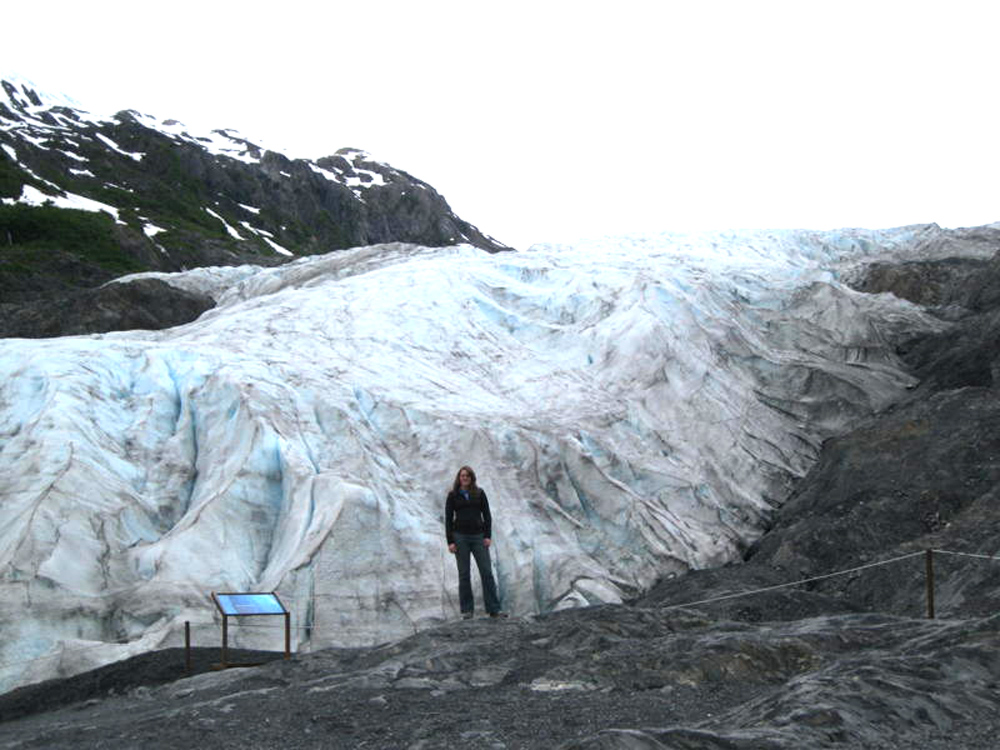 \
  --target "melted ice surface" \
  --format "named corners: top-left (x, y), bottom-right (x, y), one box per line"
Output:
top-left (0, 227), bottom-right (963, 690)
